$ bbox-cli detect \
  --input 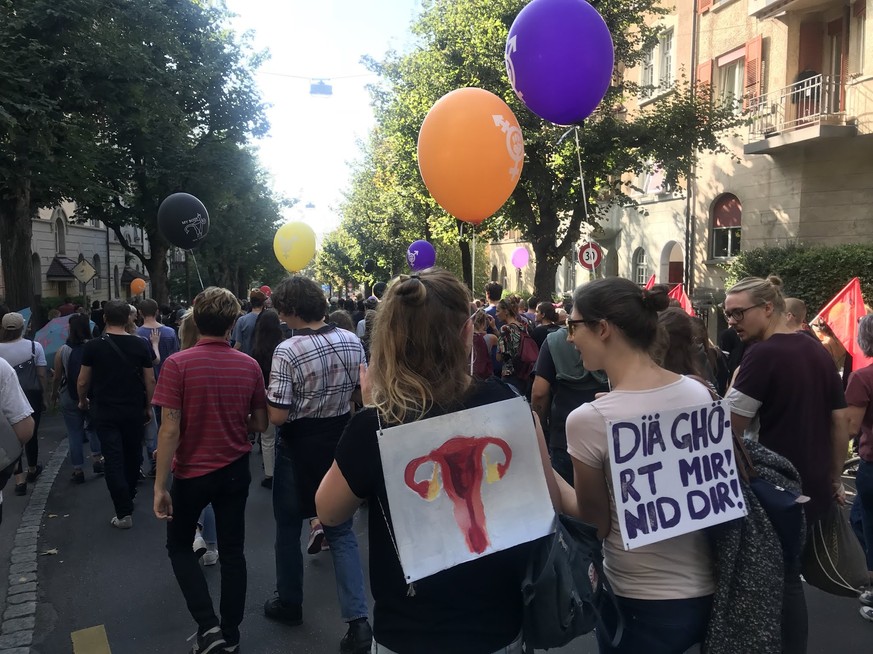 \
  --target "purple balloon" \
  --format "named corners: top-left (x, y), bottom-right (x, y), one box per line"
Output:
top-left (506, 0), bottom-right (614, 125)
top-left (407, 240), bottom-right (436, 271)
top-left (511, 247), bottom-right (530, 268)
